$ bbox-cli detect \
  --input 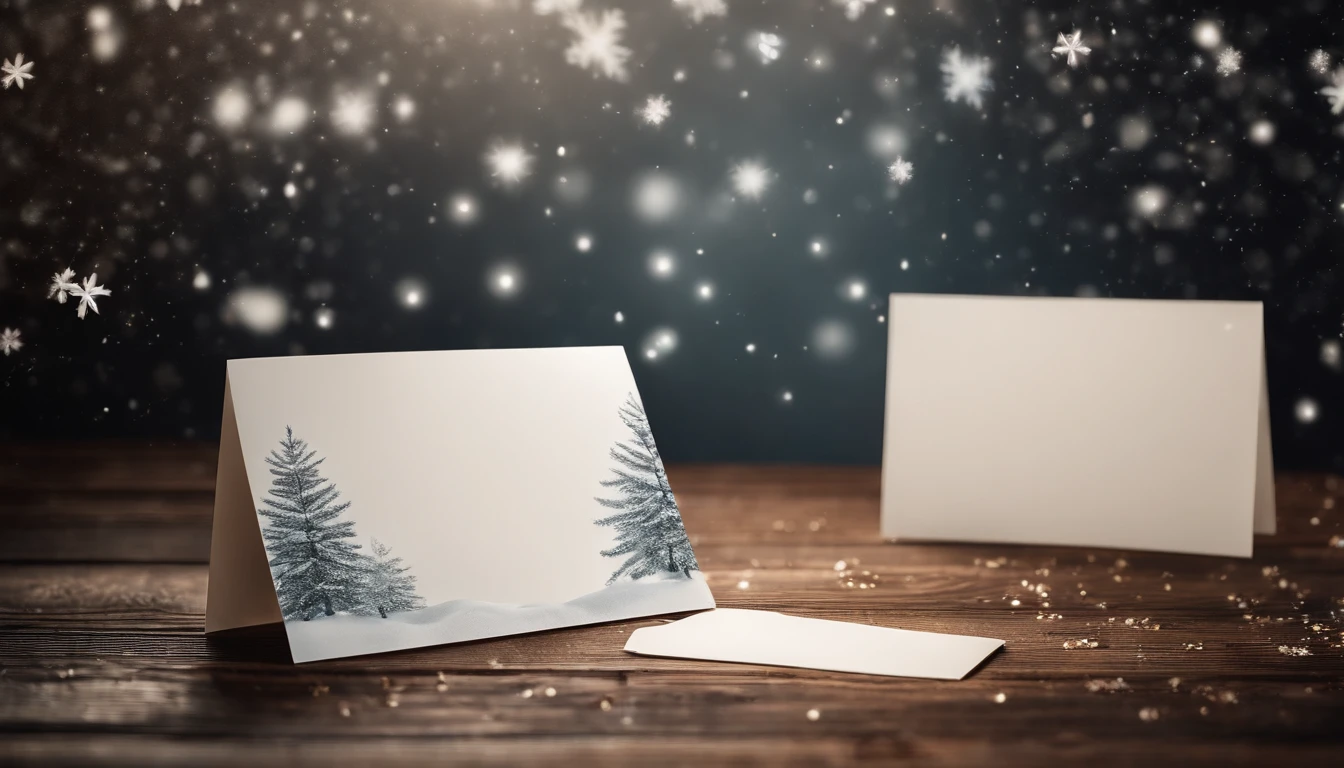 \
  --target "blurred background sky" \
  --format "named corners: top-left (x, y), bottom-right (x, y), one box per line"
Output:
top-left (0, 0), bottom-right (1340, 469)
